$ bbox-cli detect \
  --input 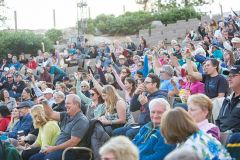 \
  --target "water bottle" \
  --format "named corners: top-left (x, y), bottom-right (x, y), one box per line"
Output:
top-left (0, 134), bottom-right (9, 143)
